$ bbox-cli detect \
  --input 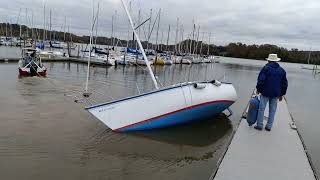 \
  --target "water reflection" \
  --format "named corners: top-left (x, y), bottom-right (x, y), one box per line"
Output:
top-left (131, 114), bottom-right (232, 147)
top-left (80, 114), bottom-right (232, 168)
